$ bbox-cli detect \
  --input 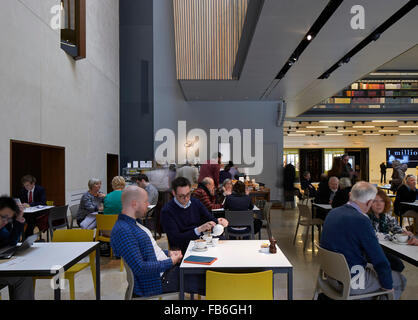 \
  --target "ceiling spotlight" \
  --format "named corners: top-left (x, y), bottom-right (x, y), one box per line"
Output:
top-left (338, 61), bottom-right (344, 67)
top-left (343, 126), bottom-right (347, 130)
top-left (299, 121), bottom-right (302, 125)
top-left (307, 34), bottom-right (313, 41)
top-left (404, 121), bottom-right (408, 124)
top-left (287, 131), bottom-right (290, 134)
top-left (288, 61), bottom-right (294, 66)
top-left (349, 134), bottom-right (352, 137)
top-left (308, 121), bottom-right (312, 124)
top-left (322, 131), bottom-right (325, 134)
top-left (384, 134), bottom-right (387, 136)
top-left (362, 121), bottom-right (365, 124)
top-left (342, 56), bottom-right (351, 64)
top-left (352, 121), bottom-right (355, 124)
top-left (381, 127), bottom-right (384, 129)
top-left (372, 32), bottom-right (381, 41)
top-left (296, 126), bottom-right (300, 130)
